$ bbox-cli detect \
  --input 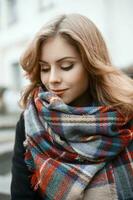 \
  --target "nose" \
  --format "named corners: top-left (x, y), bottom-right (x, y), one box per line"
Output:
top-left (49, 68), bottom-right (61, 83)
